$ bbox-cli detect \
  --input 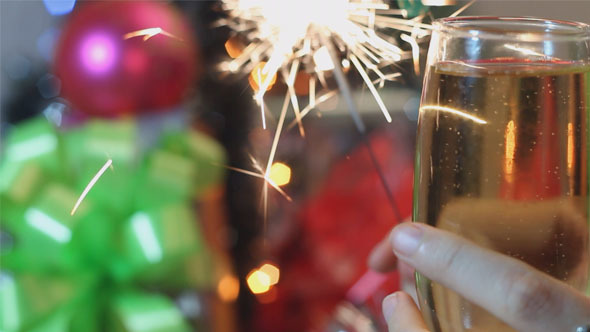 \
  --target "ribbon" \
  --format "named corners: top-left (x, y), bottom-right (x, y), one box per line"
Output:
top-left (0, 116), bottom-right (225, 331)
